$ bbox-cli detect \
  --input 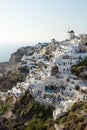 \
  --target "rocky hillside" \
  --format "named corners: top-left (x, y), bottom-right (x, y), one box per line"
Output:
top-left (0, 46), bottom-right (33, 91)
top-left (71, 58), bottom-right (87, 79)
top-left (0, 42), bottom-right (57, 92)
top-left (57, 101), bottom-right (87, 130)
top-left (0, 90), bottom-right (54, 130)
top-left (1, 90), bottom-right (87, 130)
top-left (9, 46), bottom-right (35, 65)
top-left (0, 38), bottom-right (87, 130)
top-left (0, 70), bottom-right (27, 92)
